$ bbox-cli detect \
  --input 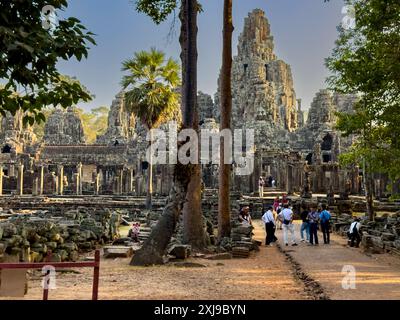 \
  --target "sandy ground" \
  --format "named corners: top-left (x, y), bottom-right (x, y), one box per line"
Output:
top-left (3, 220), bottom-right (400, 300)
top-left (276, 221), bottom-right (400, 300)
top-left (1, 222), bottom-right (308, 300)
